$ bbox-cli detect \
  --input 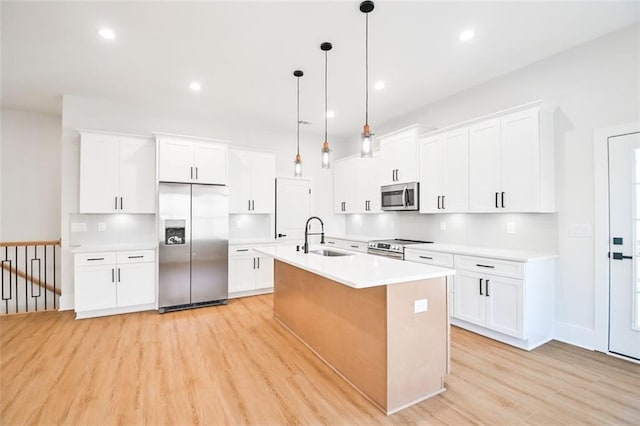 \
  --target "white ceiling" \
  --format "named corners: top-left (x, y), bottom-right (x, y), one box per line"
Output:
top-left (2, 1), bottom-right (639, 139)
